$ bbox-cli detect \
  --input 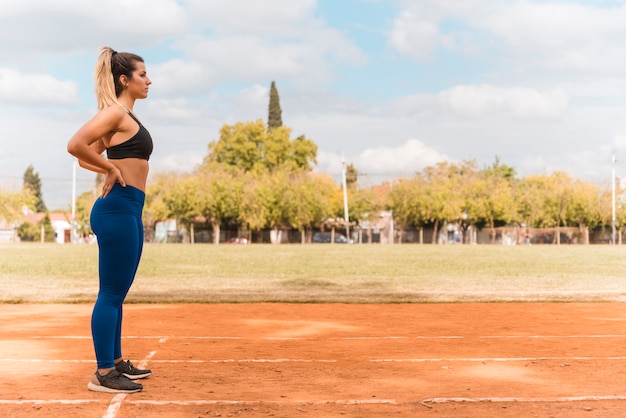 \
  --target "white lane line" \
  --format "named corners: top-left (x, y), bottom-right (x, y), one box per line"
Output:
top-left (423, 395), bottom-right (626, 404)
top-left (137, 351), bottom-right (157, 369)
top-left (333, 336), bottom-right (409, 340)
top-left (30, 336), bottom-right (242, 340)
top-left (0, 400), bottom-right (101, 405)
top-left (415, 336), bottom-right (464, 339)
top-left (6, 396), bottom-right (626, 407)
top-left (101, 350), bottom-right (158, 418)
top-left (129, 399), bottom-right (398, 406)
top-left (148, 359), bottom-right (338, 363)
top-left (30, 334), bottom-right (626, 340)
top-left (0, 358), bottom-right (337, 363)
top-left (371, 356), bottom-right (626, 362)
top-left (0, 359), bottom-right (94, 363)
top-left (5, 356), bottom-right (626, 364)
top-left (102, 394), bottom-right (126, 418)
top-left (481, 335), bottom-right (626, 339)
top-left (0, 399), bottom-right (397, 406)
